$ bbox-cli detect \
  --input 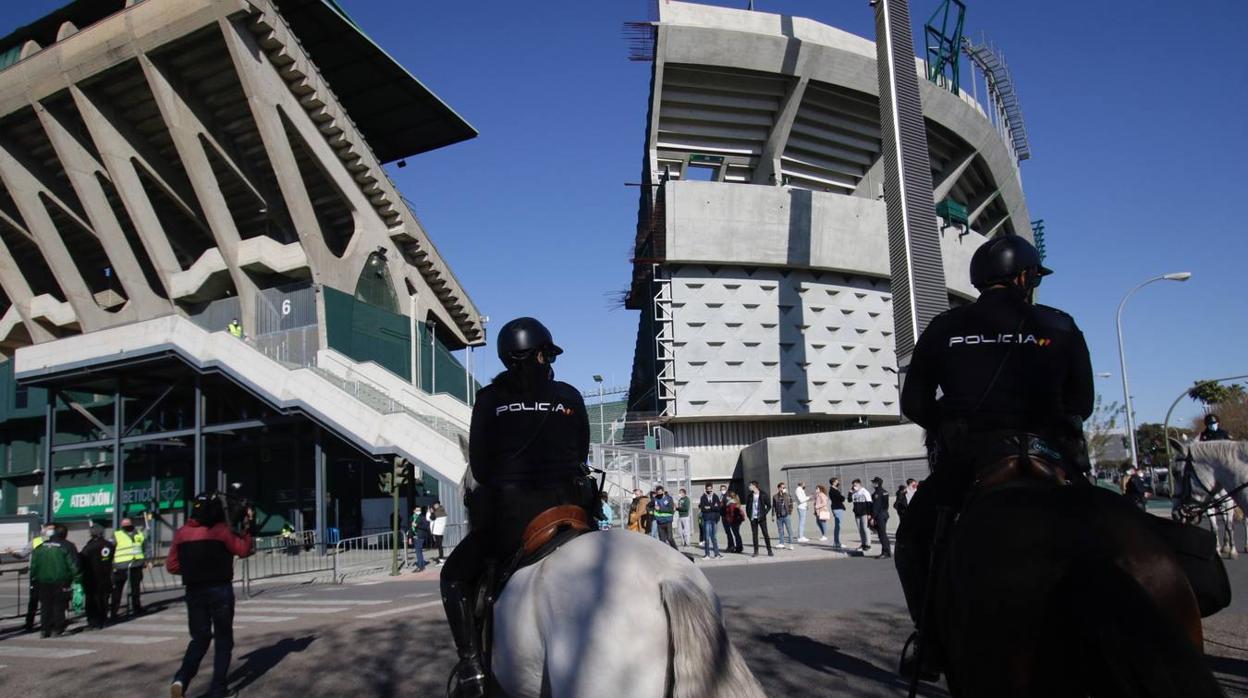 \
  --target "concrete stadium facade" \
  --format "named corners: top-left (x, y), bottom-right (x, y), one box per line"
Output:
top-left (625, 2), bottom-right (1034, 484)
top-left (0, 0), bottom-right (485, 546)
